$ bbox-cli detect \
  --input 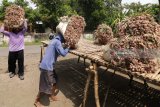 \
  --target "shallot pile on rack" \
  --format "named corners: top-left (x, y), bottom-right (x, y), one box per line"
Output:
top-left (103, 14), bottom-right (160, 73)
